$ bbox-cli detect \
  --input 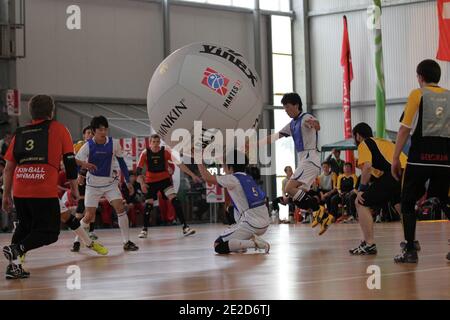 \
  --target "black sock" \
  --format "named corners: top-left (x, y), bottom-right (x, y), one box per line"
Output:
top-left (294, 194), bottom-right (320, 212)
